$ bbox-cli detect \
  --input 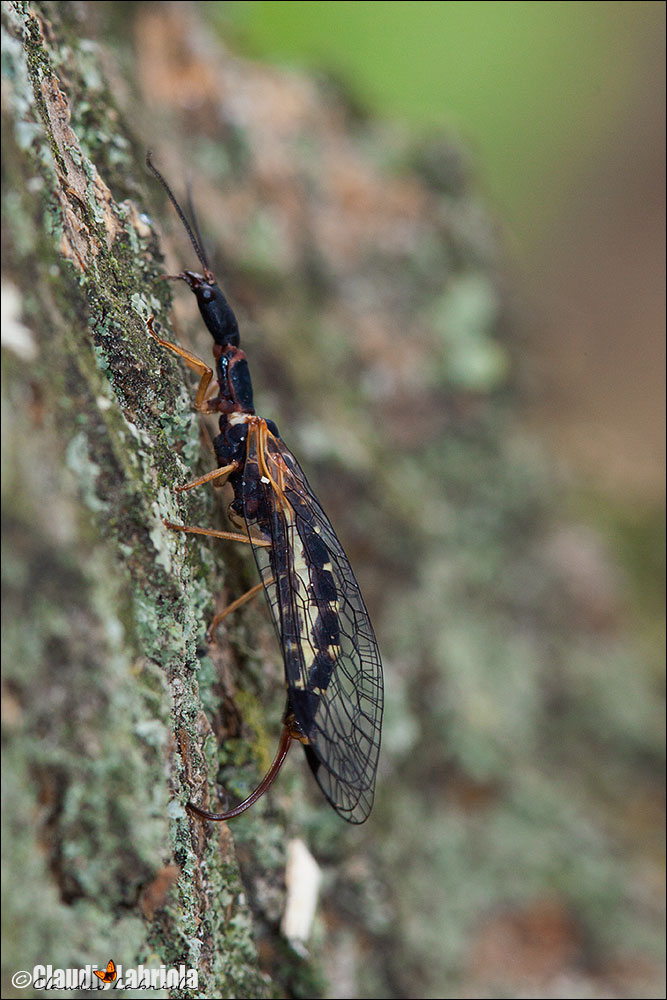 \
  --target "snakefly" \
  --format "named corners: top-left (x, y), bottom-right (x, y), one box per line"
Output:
top-left (146, 155), bottom-right (383, 823)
